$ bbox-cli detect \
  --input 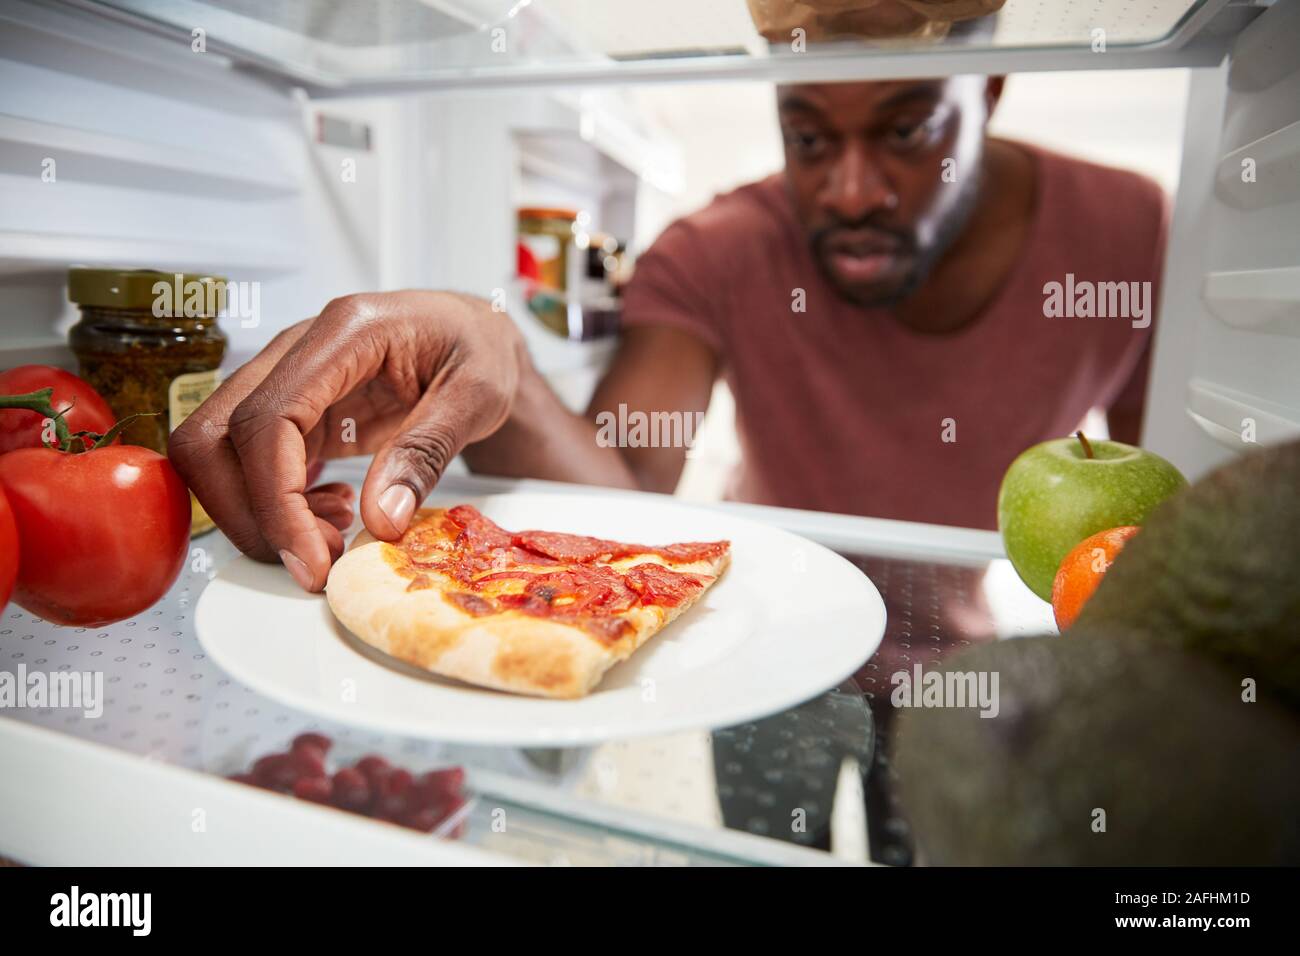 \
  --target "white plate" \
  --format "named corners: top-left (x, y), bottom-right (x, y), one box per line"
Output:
top-left (196, 492), bottom-right (886, 746)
